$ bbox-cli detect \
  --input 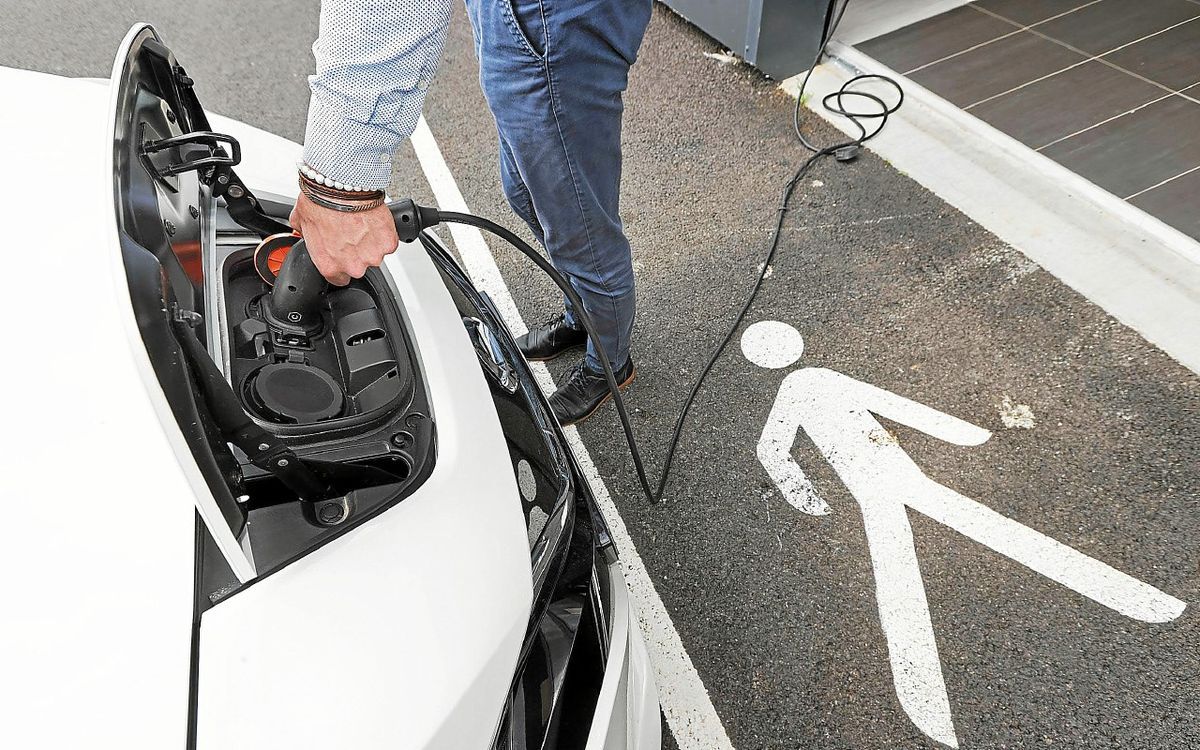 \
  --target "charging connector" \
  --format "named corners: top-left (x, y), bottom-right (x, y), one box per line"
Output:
top-left (835, 145), bottom-right (861, 162)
